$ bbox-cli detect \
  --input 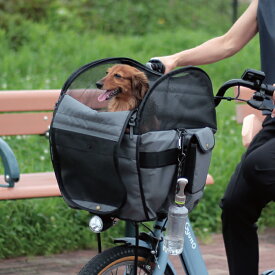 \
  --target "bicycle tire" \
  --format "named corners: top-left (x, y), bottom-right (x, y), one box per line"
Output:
top-left (78, 245), bottom-right (174, 275)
